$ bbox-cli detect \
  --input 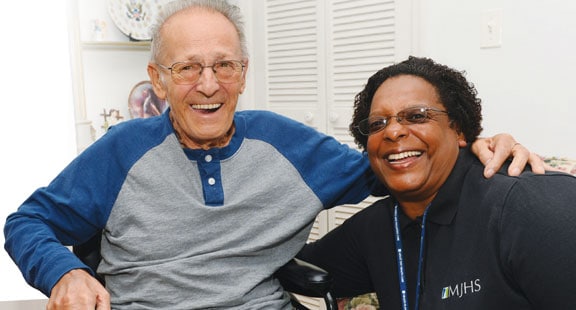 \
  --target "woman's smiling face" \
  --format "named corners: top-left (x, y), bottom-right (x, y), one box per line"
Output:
top-left (366, 74), bottom-right (466, 205)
